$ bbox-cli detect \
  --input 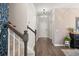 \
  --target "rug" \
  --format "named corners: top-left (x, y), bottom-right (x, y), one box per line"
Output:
top-left (61, 49), bottom-right (79, 56)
